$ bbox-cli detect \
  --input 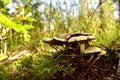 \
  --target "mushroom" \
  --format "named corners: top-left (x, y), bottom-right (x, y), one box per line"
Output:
top-left (92, 50), bottom-right (106, 64)
top-left (60, 32), bottom-right (92, 40)
top-left (83, 47), bottom-right (106, 63)
top-left (43, 32), bottom-right (95, 55)
top-left (68, 35), bottom-right (95, 55)
top-left (84, 47), bottom-right (102, 54)
top-left (43, 37), bottom-right (67, 46)
top-left (66, 32), bottom-right (92, 40)
top-left (60, 33), bottom-right (71, 39)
